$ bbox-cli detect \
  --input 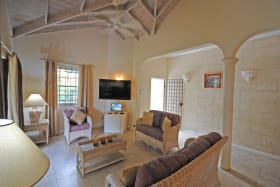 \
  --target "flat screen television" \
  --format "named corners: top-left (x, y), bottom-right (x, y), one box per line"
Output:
top-left (111, 103), bottom-right (122, 112)
top-left (99, 79), bottom-right (131, 100)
